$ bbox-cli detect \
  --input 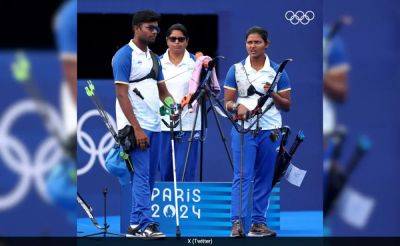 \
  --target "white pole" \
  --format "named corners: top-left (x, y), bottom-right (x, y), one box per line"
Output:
top-left (171, 136), bottom-right (181, 237)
